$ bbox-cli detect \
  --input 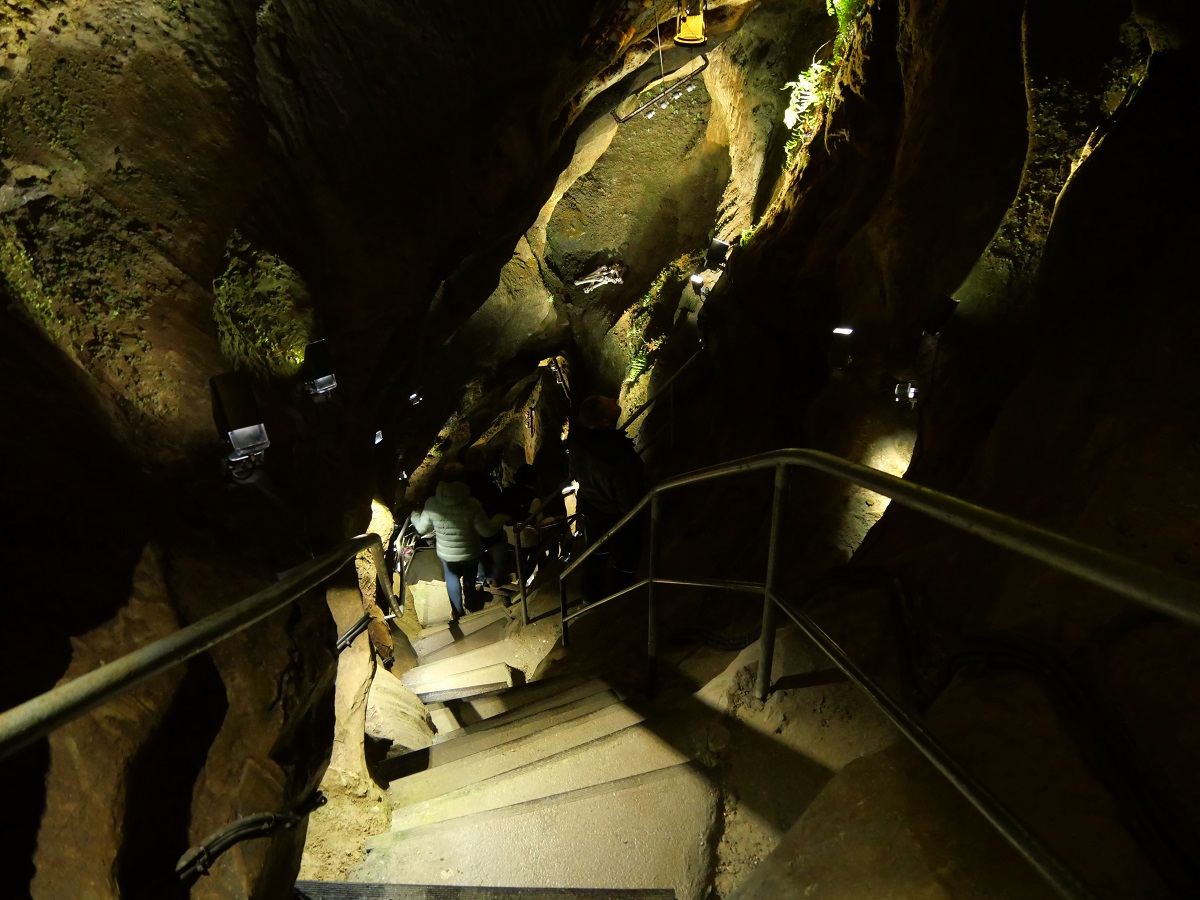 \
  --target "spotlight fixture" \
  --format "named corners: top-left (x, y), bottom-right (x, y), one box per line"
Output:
top-left (562, 480), bottom-right (580, 496)
top-left (210, 372), bottom-right (270, 480)
top-left (704, 238), bottom-right (731, 270)
top-left (830, 326), bottom-right (854, 370)
top-left (374, 430), bottom-right (384, 445)
top-left (408, 391), bottom-right (423, 405)
top-left (660, 101), bottom-right (669, 110)
top-left (689, 273), bottom-right (705, 287)
top-left (923, 294), bottom-right (959, 337)
top-left (686, 83), bottom-right (696, 92)
top-left (894, 381), bottom-right (919, 404)
top-left (645, 110), bottom-right (656, 119)
top-left (300, 339), bottom-right (337, 399)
